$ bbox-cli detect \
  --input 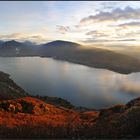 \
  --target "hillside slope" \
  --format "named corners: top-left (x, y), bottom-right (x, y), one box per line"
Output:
top-left (0, 97), bottom-right (98, 138)
top-left (0, 71), bottom-right (27, 100)
top-left (40, 43), bottom-right (140, 74)
top-left (1, 96), bottom-right (140, 138)
top-left (0, 71), bottom-right (140, 138)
